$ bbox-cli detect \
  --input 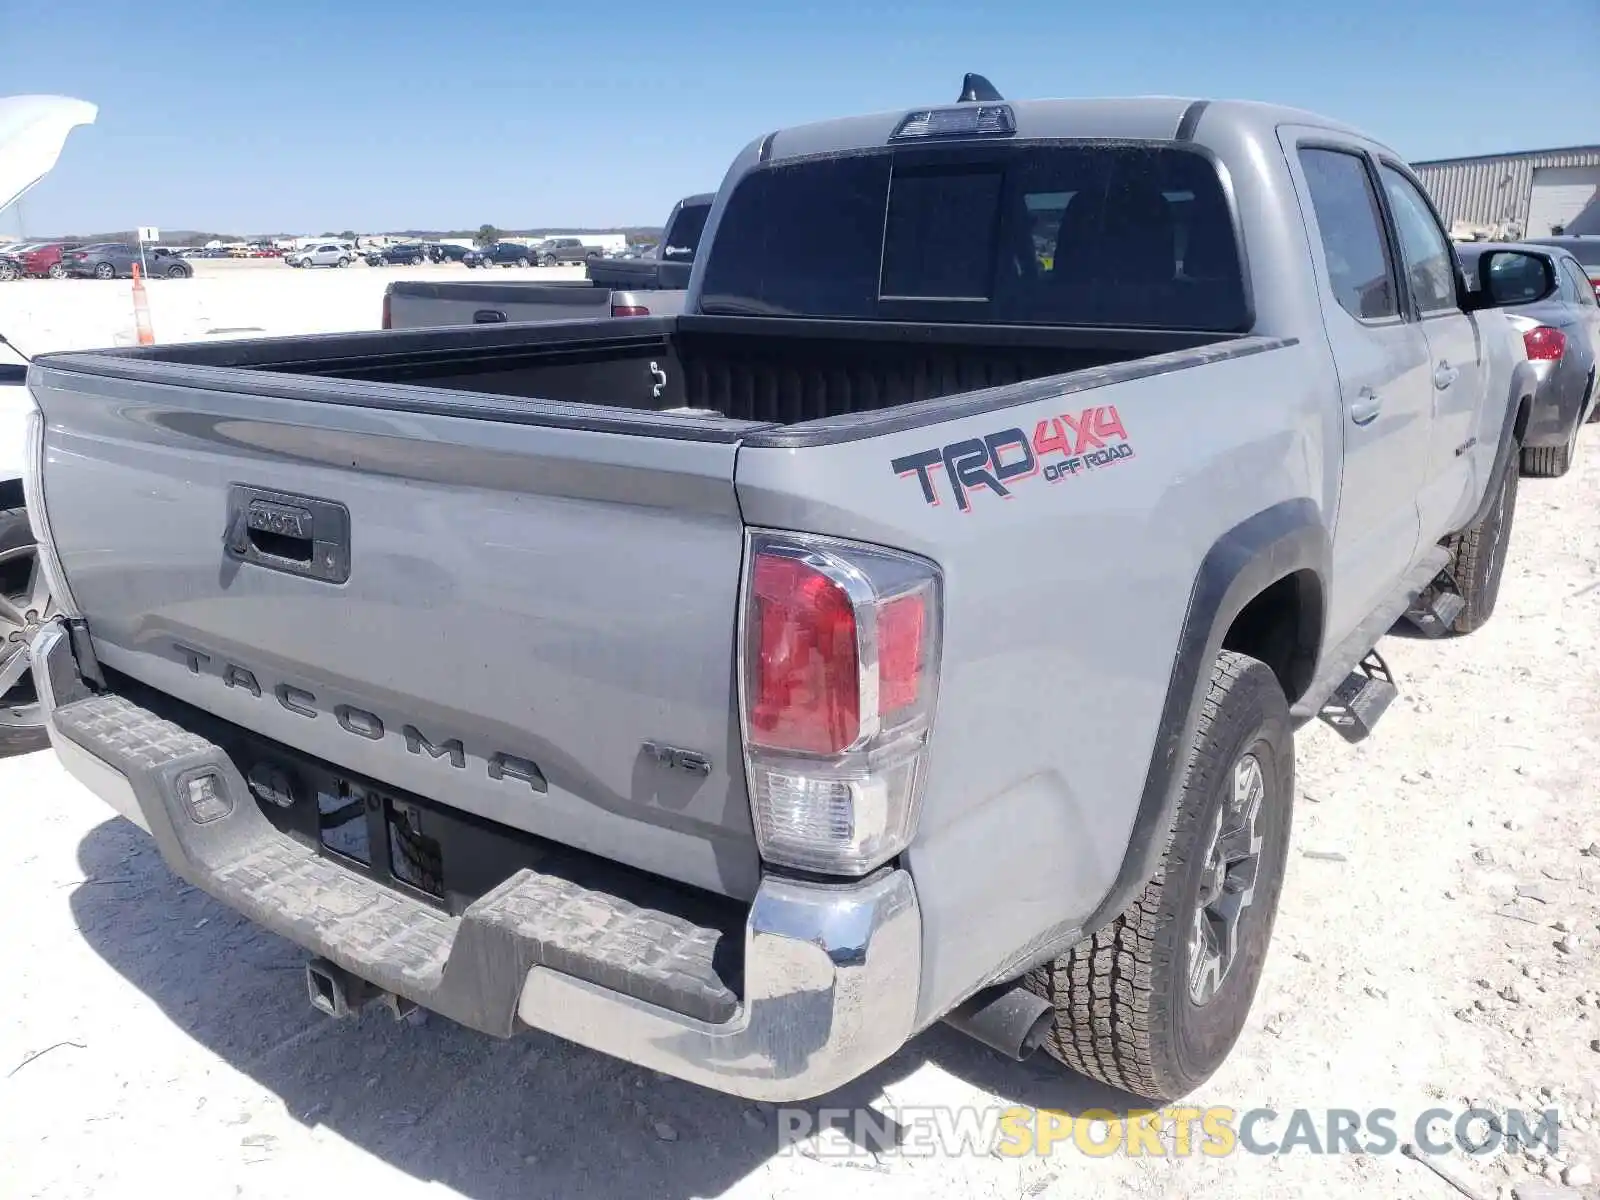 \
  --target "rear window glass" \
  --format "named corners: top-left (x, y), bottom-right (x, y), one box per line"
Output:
top-left (664, 204), bottom-right (711, 260)
top-left (1569, 243), bottom-right (1600, 269)
top-left (699, 144), bottom-right (1248, 330)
